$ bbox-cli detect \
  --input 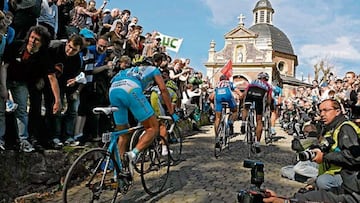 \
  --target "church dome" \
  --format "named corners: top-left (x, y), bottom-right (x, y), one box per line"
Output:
top-left (249, 23), bottom-right (294, 55)
top-left (253, 0), bottom-right (274, 12)
top-left (250, 0), bottom-right (294, 55)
